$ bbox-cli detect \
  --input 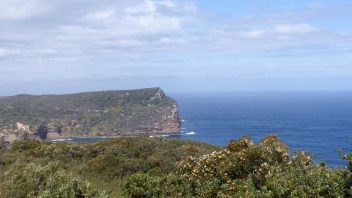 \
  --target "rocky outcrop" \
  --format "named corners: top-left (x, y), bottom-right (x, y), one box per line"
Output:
top-left (0, 122), bottom-right (39, 142)
top-left (0, 88), bottom-right (180, 141)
